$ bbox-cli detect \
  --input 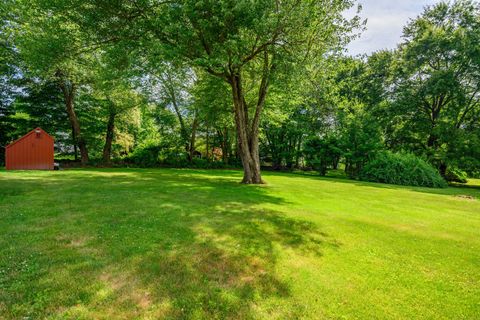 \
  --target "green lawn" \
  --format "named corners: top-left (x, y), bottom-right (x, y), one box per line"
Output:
top-left (1, 169), bottom-right (479, 319)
